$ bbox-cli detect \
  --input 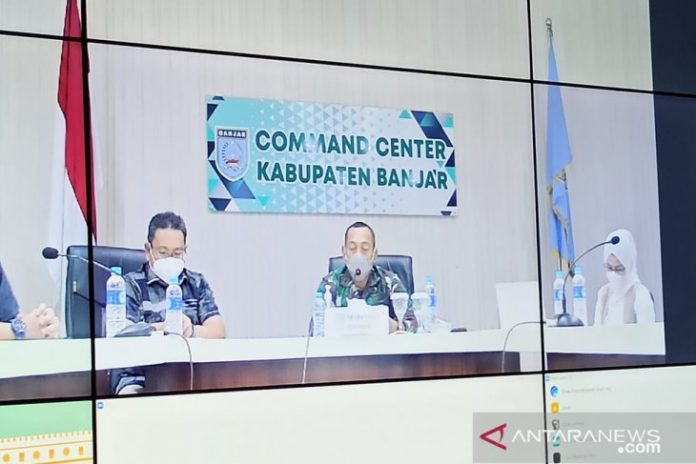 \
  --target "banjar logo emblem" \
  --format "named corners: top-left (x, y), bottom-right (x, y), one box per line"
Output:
top-left (216, 127), bottom-right (250, 182)
top-left (480, 423), bottom-right (508, 451)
